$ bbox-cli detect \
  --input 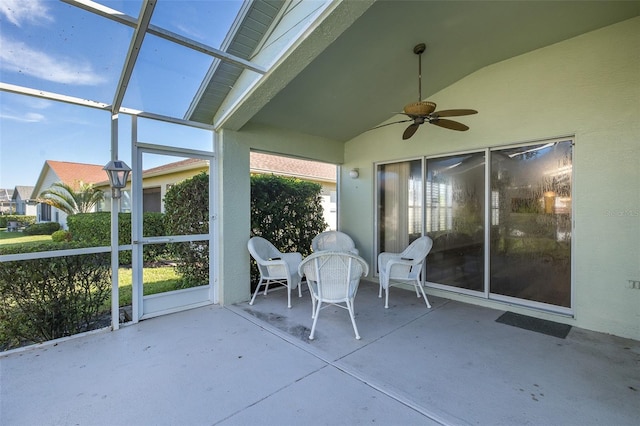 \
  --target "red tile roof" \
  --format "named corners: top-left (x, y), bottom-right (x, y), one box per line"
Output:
top-left (46, 160), bottom-right (106, 189)
top-left (44, 154), bottom-right (336, 189)
top-left (250, 152), bottom-right (336, 181)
